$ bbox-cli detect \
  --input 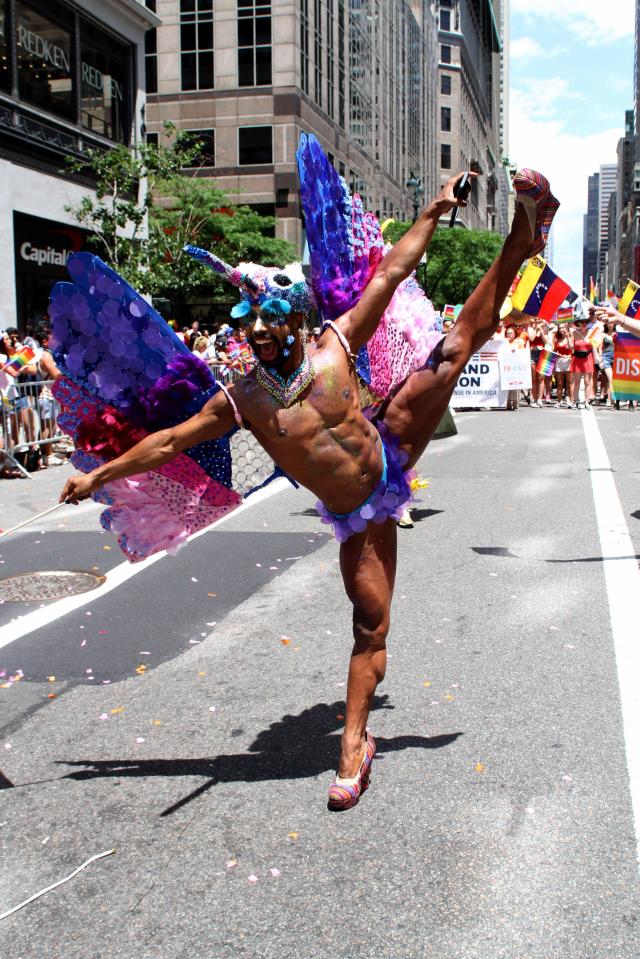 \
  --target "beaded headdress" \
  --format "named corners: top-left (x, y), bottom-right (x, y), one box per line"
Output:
top-left (184, 245), bottom-right (314, 320)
